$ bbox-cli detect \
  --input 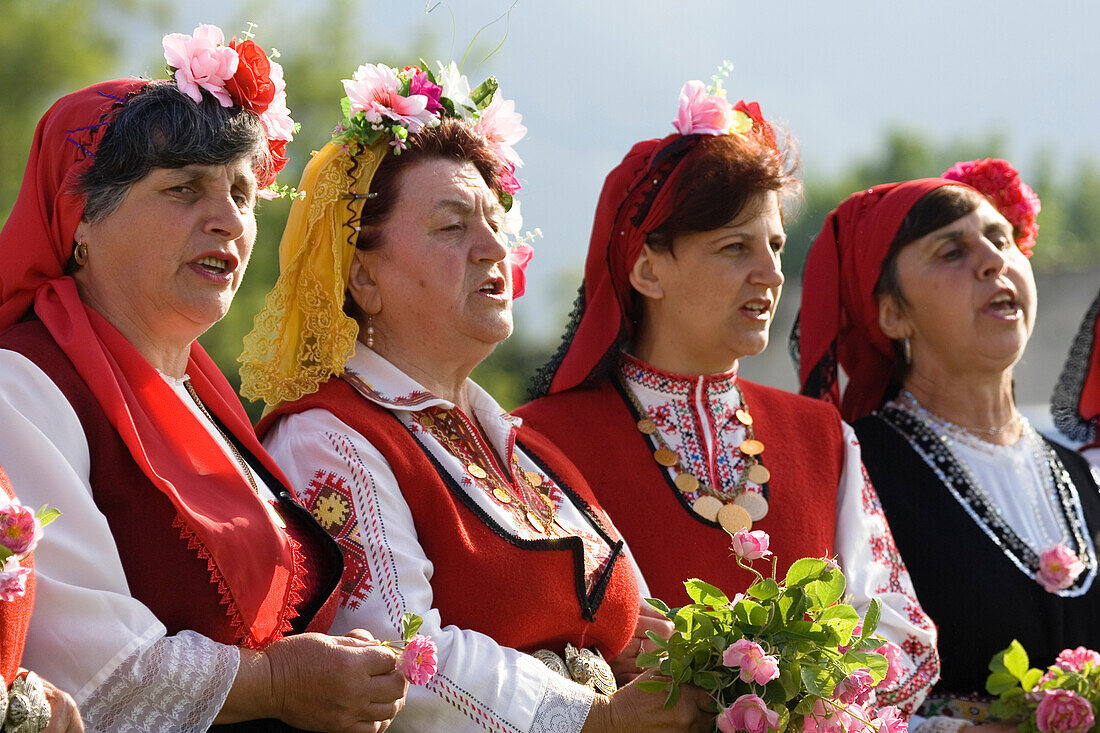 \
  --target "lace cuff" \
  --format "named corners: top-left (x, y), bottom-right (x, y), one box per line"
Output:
top-left (530, 672), bottom-right (595, 733)
top-left (80, 630), bottom-right (239, 733)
